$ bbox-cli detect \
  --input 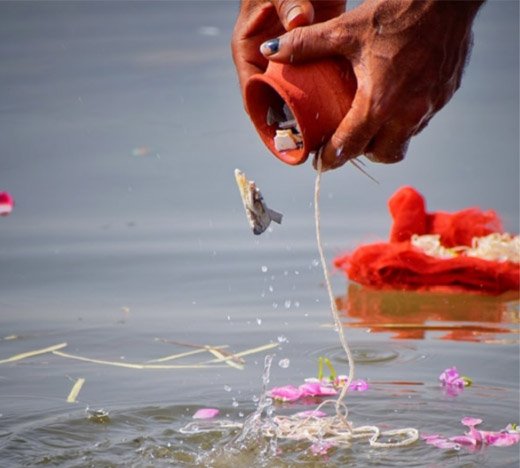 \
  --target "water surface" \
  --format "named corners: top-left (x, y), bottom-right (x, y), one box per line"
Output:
top-left (0, 1), bottom-right (518, 466)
